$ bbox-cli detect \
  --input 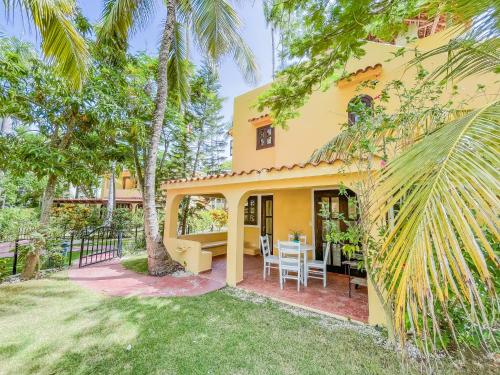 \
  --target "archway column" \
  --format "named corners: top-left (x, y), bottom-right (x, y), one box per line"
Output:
top-left (225, 190), bottom-right (247, 286)
top-left (163, 193), bottom-right (183, 241)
